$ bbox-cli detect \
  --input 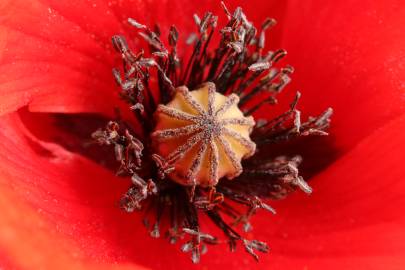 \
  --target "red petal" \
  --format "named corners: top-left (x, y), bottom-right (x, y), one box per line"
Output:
top-left (2, 112), bottom-right (403, 269)
top-left (0, 1), bottom-right (288, 268)
top-left (2, 0), bottom-right (402, 269)
top-left (0, 181), bottom-right (148, 270)
top-left (280, 0), bottom-right (405, 152)
top-left (0, 0), bottom-right (286, 117)
top-left (249, 114), bottom-right (405, 269)
top-left (0, 0), bottom-right (118, 116)
top-left (0, 112), bottom-right (150, 269)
